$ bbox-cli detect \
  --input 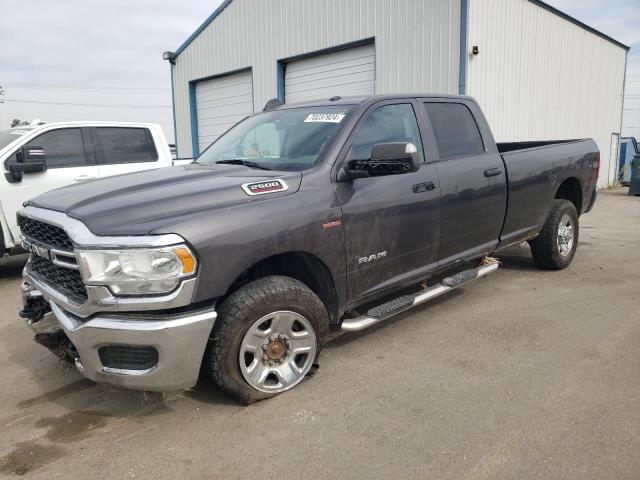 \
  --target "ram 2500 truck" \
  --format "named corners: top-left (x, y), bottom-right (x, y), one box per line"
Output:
top-left (18, 95), bottom-right (599, 403)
